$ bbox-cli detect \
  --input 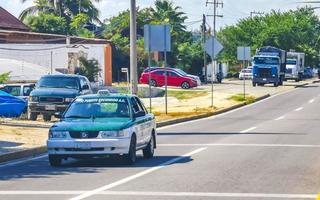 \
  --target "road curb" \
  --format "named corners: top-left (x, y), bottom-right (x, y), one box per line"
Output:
top-left (157, 94), bottom-right (270, 128)
top-left (0, 146), bottom-right (46, 164)
top-left (0, 94), bottom-right (271, 164)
